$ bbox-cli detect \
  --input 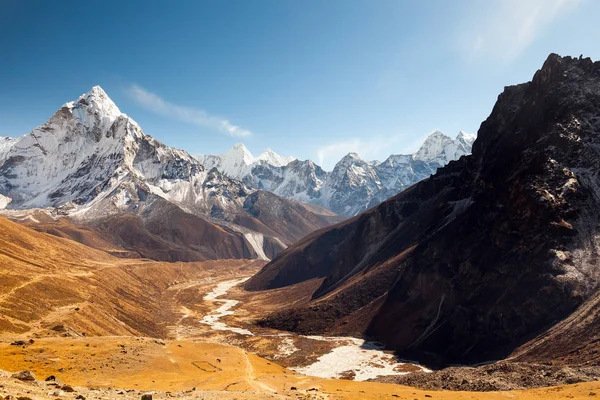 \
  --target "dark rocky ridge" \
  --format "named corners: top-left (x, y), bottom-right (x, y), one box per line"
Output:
top-left (246, 54), bottom-right (600, 365)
